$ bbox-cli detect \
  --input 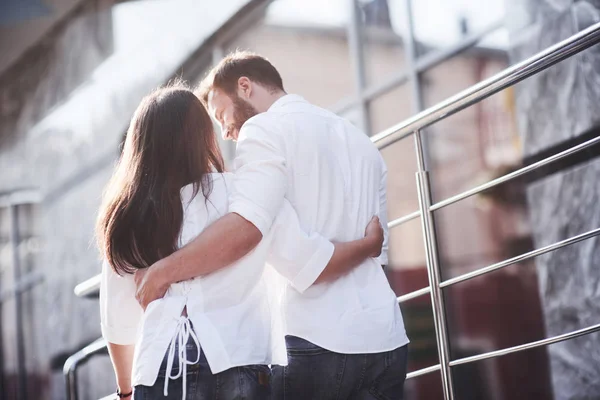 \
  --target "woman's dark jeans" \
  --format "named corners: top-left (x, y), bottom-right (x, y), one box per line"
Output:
top-left (134, 338), bottom-right (270, 400)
